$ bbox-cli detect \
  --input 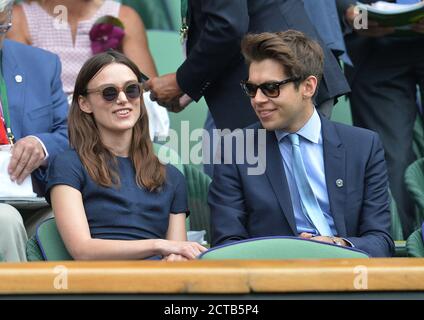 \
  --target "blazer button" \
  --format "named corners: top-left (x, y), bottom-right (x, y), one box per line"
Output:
top-left (336, 179), bottom-right (344, 188)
